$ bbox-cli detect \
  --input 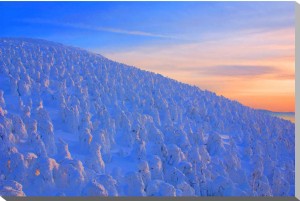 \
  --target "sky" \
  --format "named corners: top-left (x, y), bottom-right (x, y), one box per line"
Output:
top-left (0, 2), bottom-right (295, 112)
